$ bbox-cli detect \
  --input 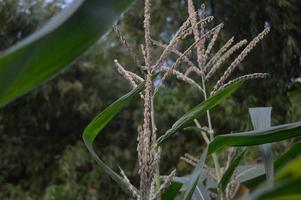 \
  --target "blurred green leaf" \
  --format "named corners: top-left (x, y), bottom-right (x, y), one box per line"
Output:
top-left (244, 156), bottom-right (301, 200)
top-left (82, 83), bottom-right (143, 194)
top-left (275, 141), bottom-right (301, 170)
top-left (208, 121), bottom-right (301, 154)
top-left (243, 179), bottom-right (301, 200)
top-left (0, 0), bottom-right (134, 106)
top-left (157, 81), bottom-right (243, 144)
top-left (276, 155), bottom-right (301, 180)
top-left (244, 142), bottom-right (301, 189)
